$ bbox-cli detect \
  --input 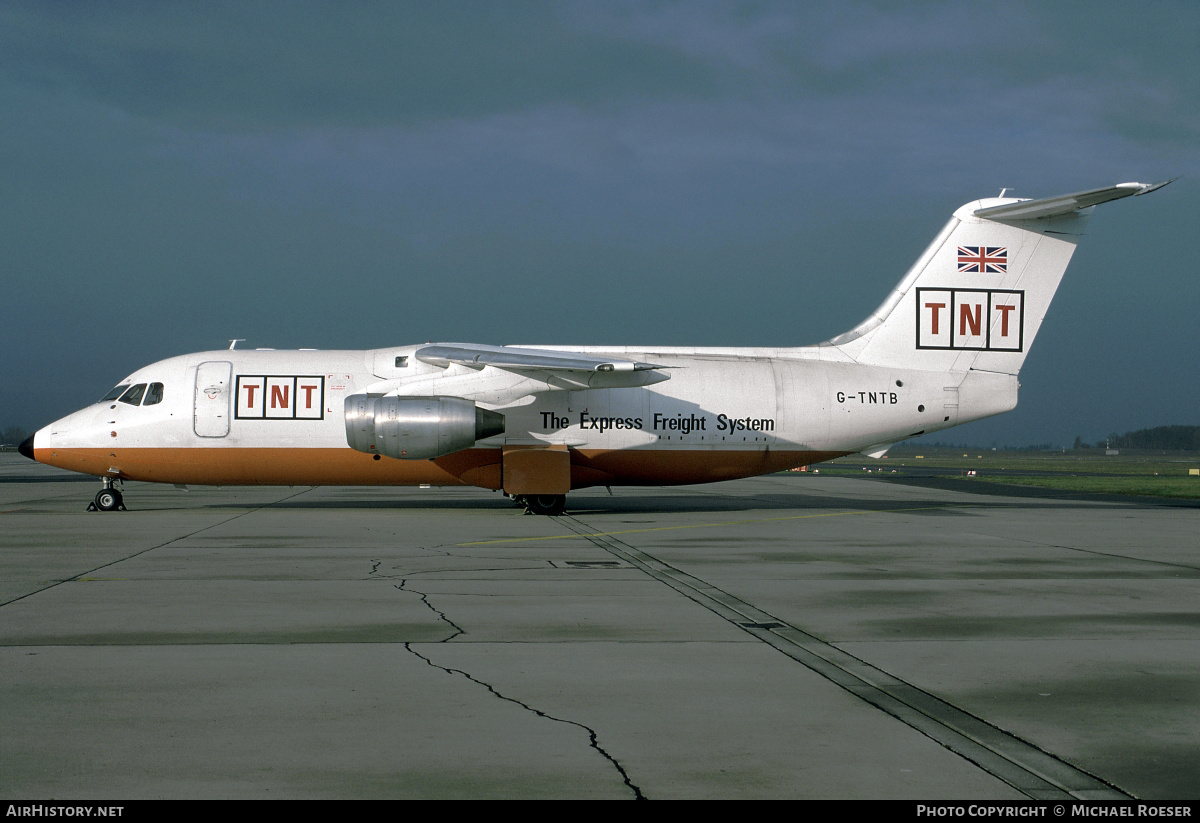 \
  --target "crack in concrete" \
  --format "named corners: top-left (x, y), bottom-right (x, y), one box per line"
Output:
top-left (397, 580), bottom-right (465, 640)
top-left (404, 642), bottom-right (644, 800)
top-left (364, 546), bottom-right (549, 581)
top-left (375, 565), bottom-right (547, 580)
top-left (394, 578), bottom-right (643, 798)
